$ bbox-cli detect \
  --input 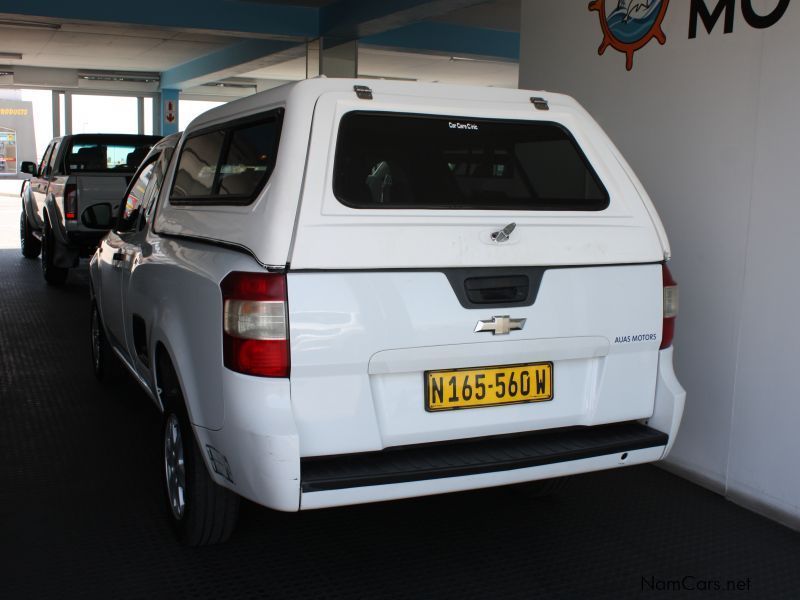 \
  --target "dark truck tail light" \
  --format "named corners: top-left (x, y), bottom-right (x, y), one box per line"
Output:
top-left (221, 272), bottom-right (290, 377)
top-left (64, 184), bottom-right (78, 221)
top-left (661, 263), bottom-right (678, 349)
